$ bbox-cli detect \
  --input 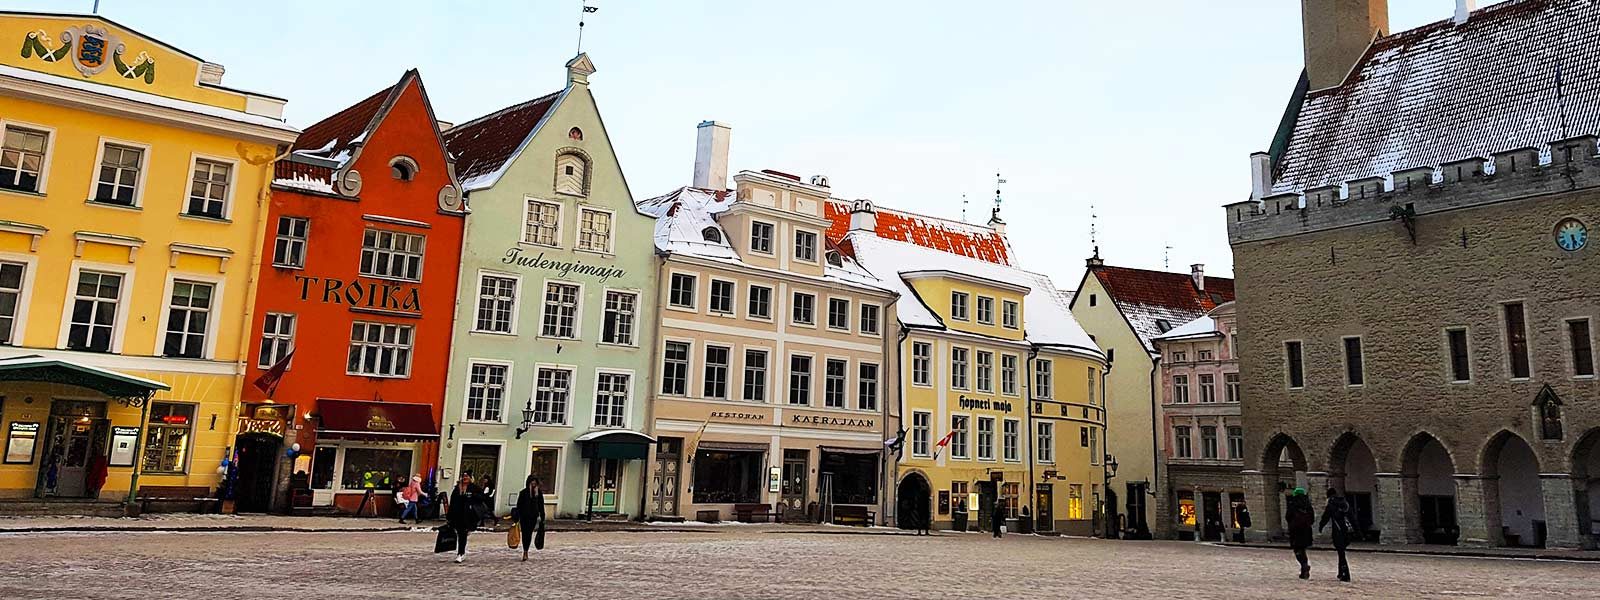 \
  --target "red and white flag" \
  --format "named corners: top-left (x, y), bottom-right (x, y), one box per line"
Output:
top-left (931, 430), bottom-right (956, 458)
